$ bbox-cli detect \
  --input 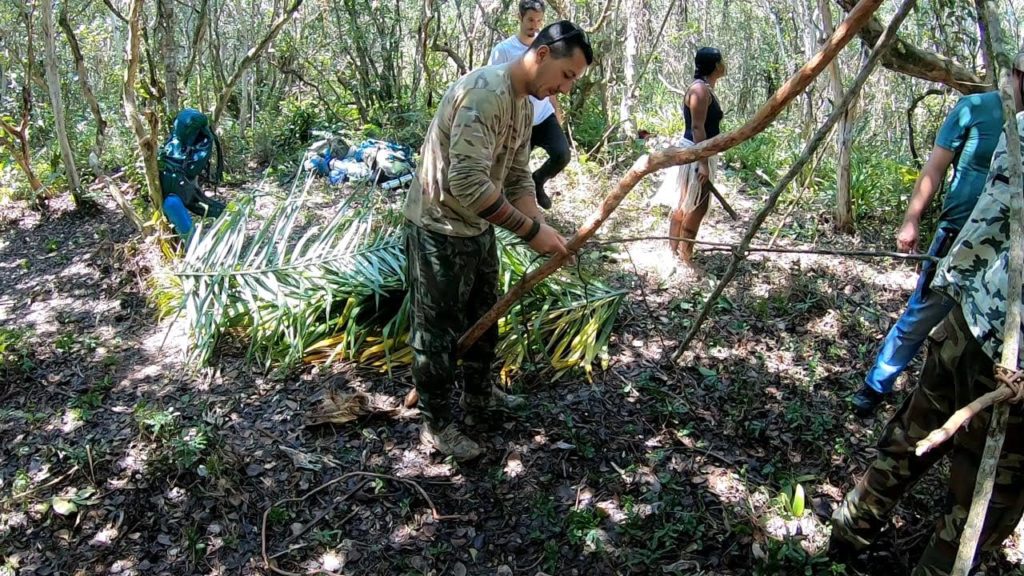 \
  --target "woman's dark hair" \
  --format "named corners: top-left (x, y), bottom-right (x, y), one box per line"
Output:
top-left (694, 47), bottom-right (723, 80)
top-left (529, 20), bottom-right (594, 65)
top-left (519, 0), bottom-right (545, 16)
